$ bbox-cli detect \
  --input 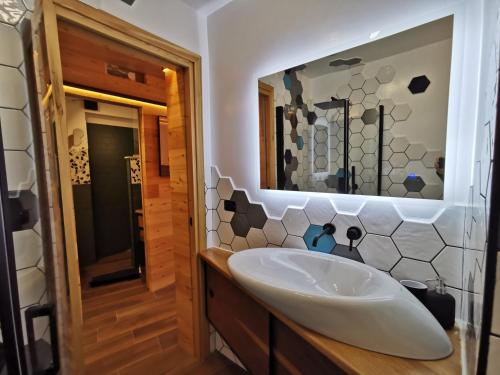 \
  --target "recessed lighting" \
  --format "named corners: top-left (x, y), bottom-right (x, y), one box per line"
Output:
top-left (369, 30), bottom-right (381, 39)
